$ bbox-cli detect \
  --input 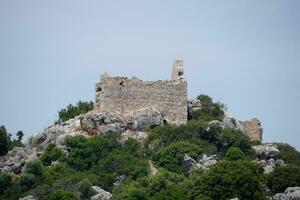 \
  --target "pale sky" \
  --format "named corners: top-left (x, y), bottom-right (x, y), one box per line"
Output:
top-left (0, 1), bottom-right (299, 149)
